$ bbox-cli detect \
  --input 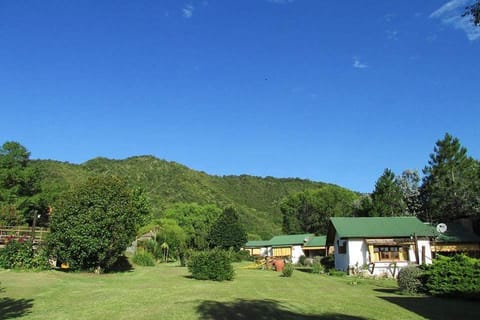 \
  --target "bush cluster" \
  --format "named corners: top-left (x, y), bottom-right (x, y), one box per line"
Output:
top-left (0, 240), bottom-right (49, 270)
top-left (281, 263), bottom-right (294, 277)
top-left (397, 265), bottom-right (424, 294)
top-left (422, 254), bottom-right (480, 299)
top-left (188, 249), bottom-right (234, 281)
top-left (132, 251), bottom-right (155, 267)
top-left (320, 255), bottom-right (334, 272)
